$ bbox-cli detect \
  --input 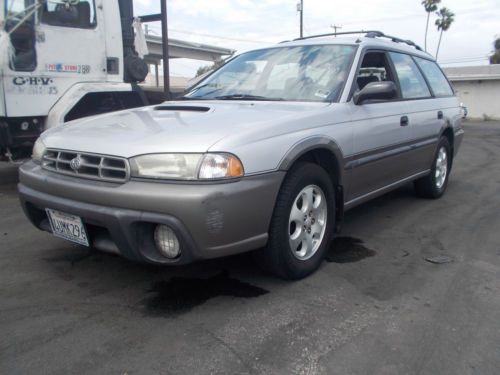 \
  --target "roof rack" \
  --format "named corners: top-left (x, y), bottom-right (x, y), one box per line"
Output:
top-left (293, 30), bottom-right (423, 51)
